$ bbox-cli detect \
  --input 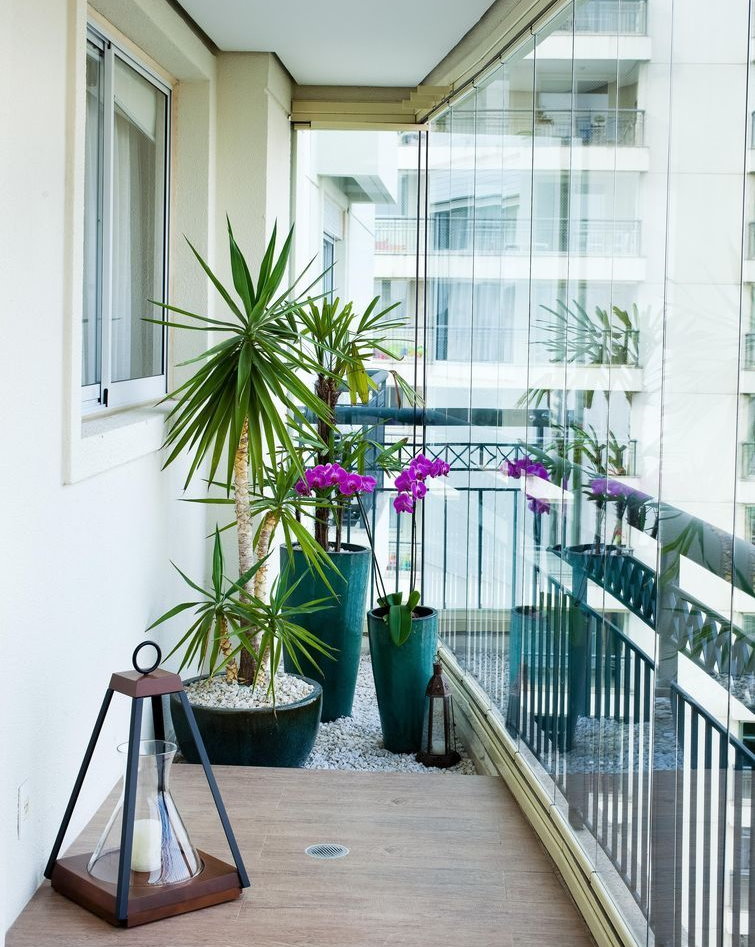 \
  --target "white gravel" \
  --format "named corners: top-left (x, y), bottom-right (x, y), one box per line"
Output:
top-left (185, 673), bottom-right (314, 710)
top-left (305, 654), bottom-right (477, 775)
